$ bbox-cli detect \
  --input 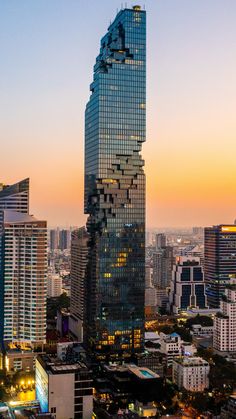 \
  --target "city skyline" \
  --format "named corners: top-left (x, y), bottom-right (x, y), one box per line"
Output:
top-left (1, 0), bottom-right (236, 228)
